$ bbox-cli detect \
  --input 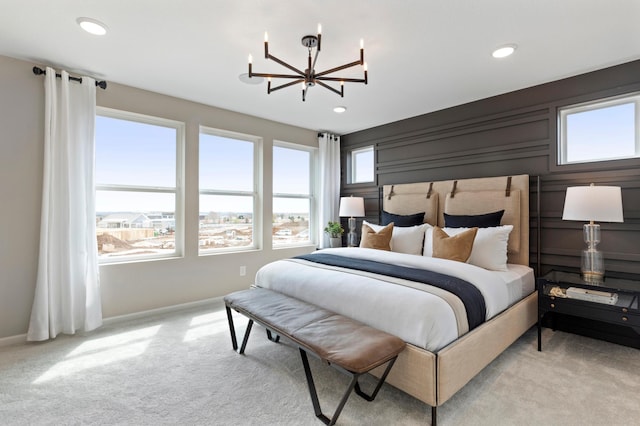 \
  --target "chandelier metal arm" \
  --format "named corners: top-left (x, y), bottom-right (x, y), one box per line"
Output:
top-left (314, 60), bottom-right (363, 78)
top-left (314, 80), bottom-right (342, 96)
top-left (268, 79), bottom-right (304, 93)
top-left (310, 48), bottom-right (320, 75)
top-left (251, 72), bottom-right (302, 79)
top-left (317, 76), bottom-right (367, 83)
top-left (266, 53), bottom-right (306, 77)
